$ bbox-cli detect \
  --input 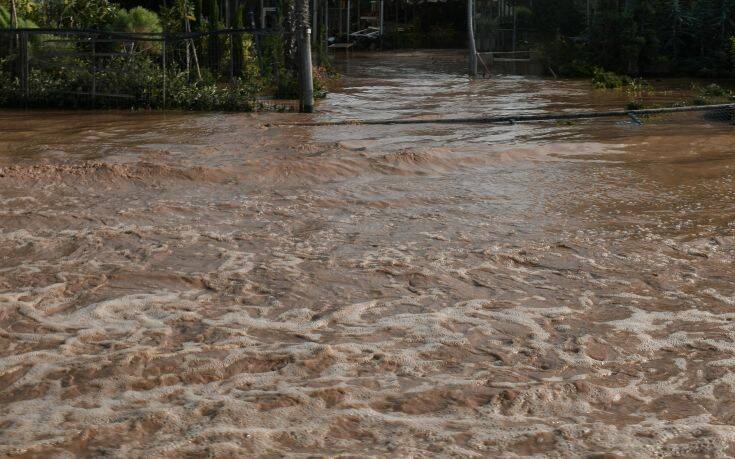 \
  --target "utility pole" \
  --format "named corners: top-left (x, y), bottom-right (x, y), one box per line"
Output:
top-left (467, 0), bottom-right (477, 77)
top-left (297, 0), bottom-right (314, 113)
